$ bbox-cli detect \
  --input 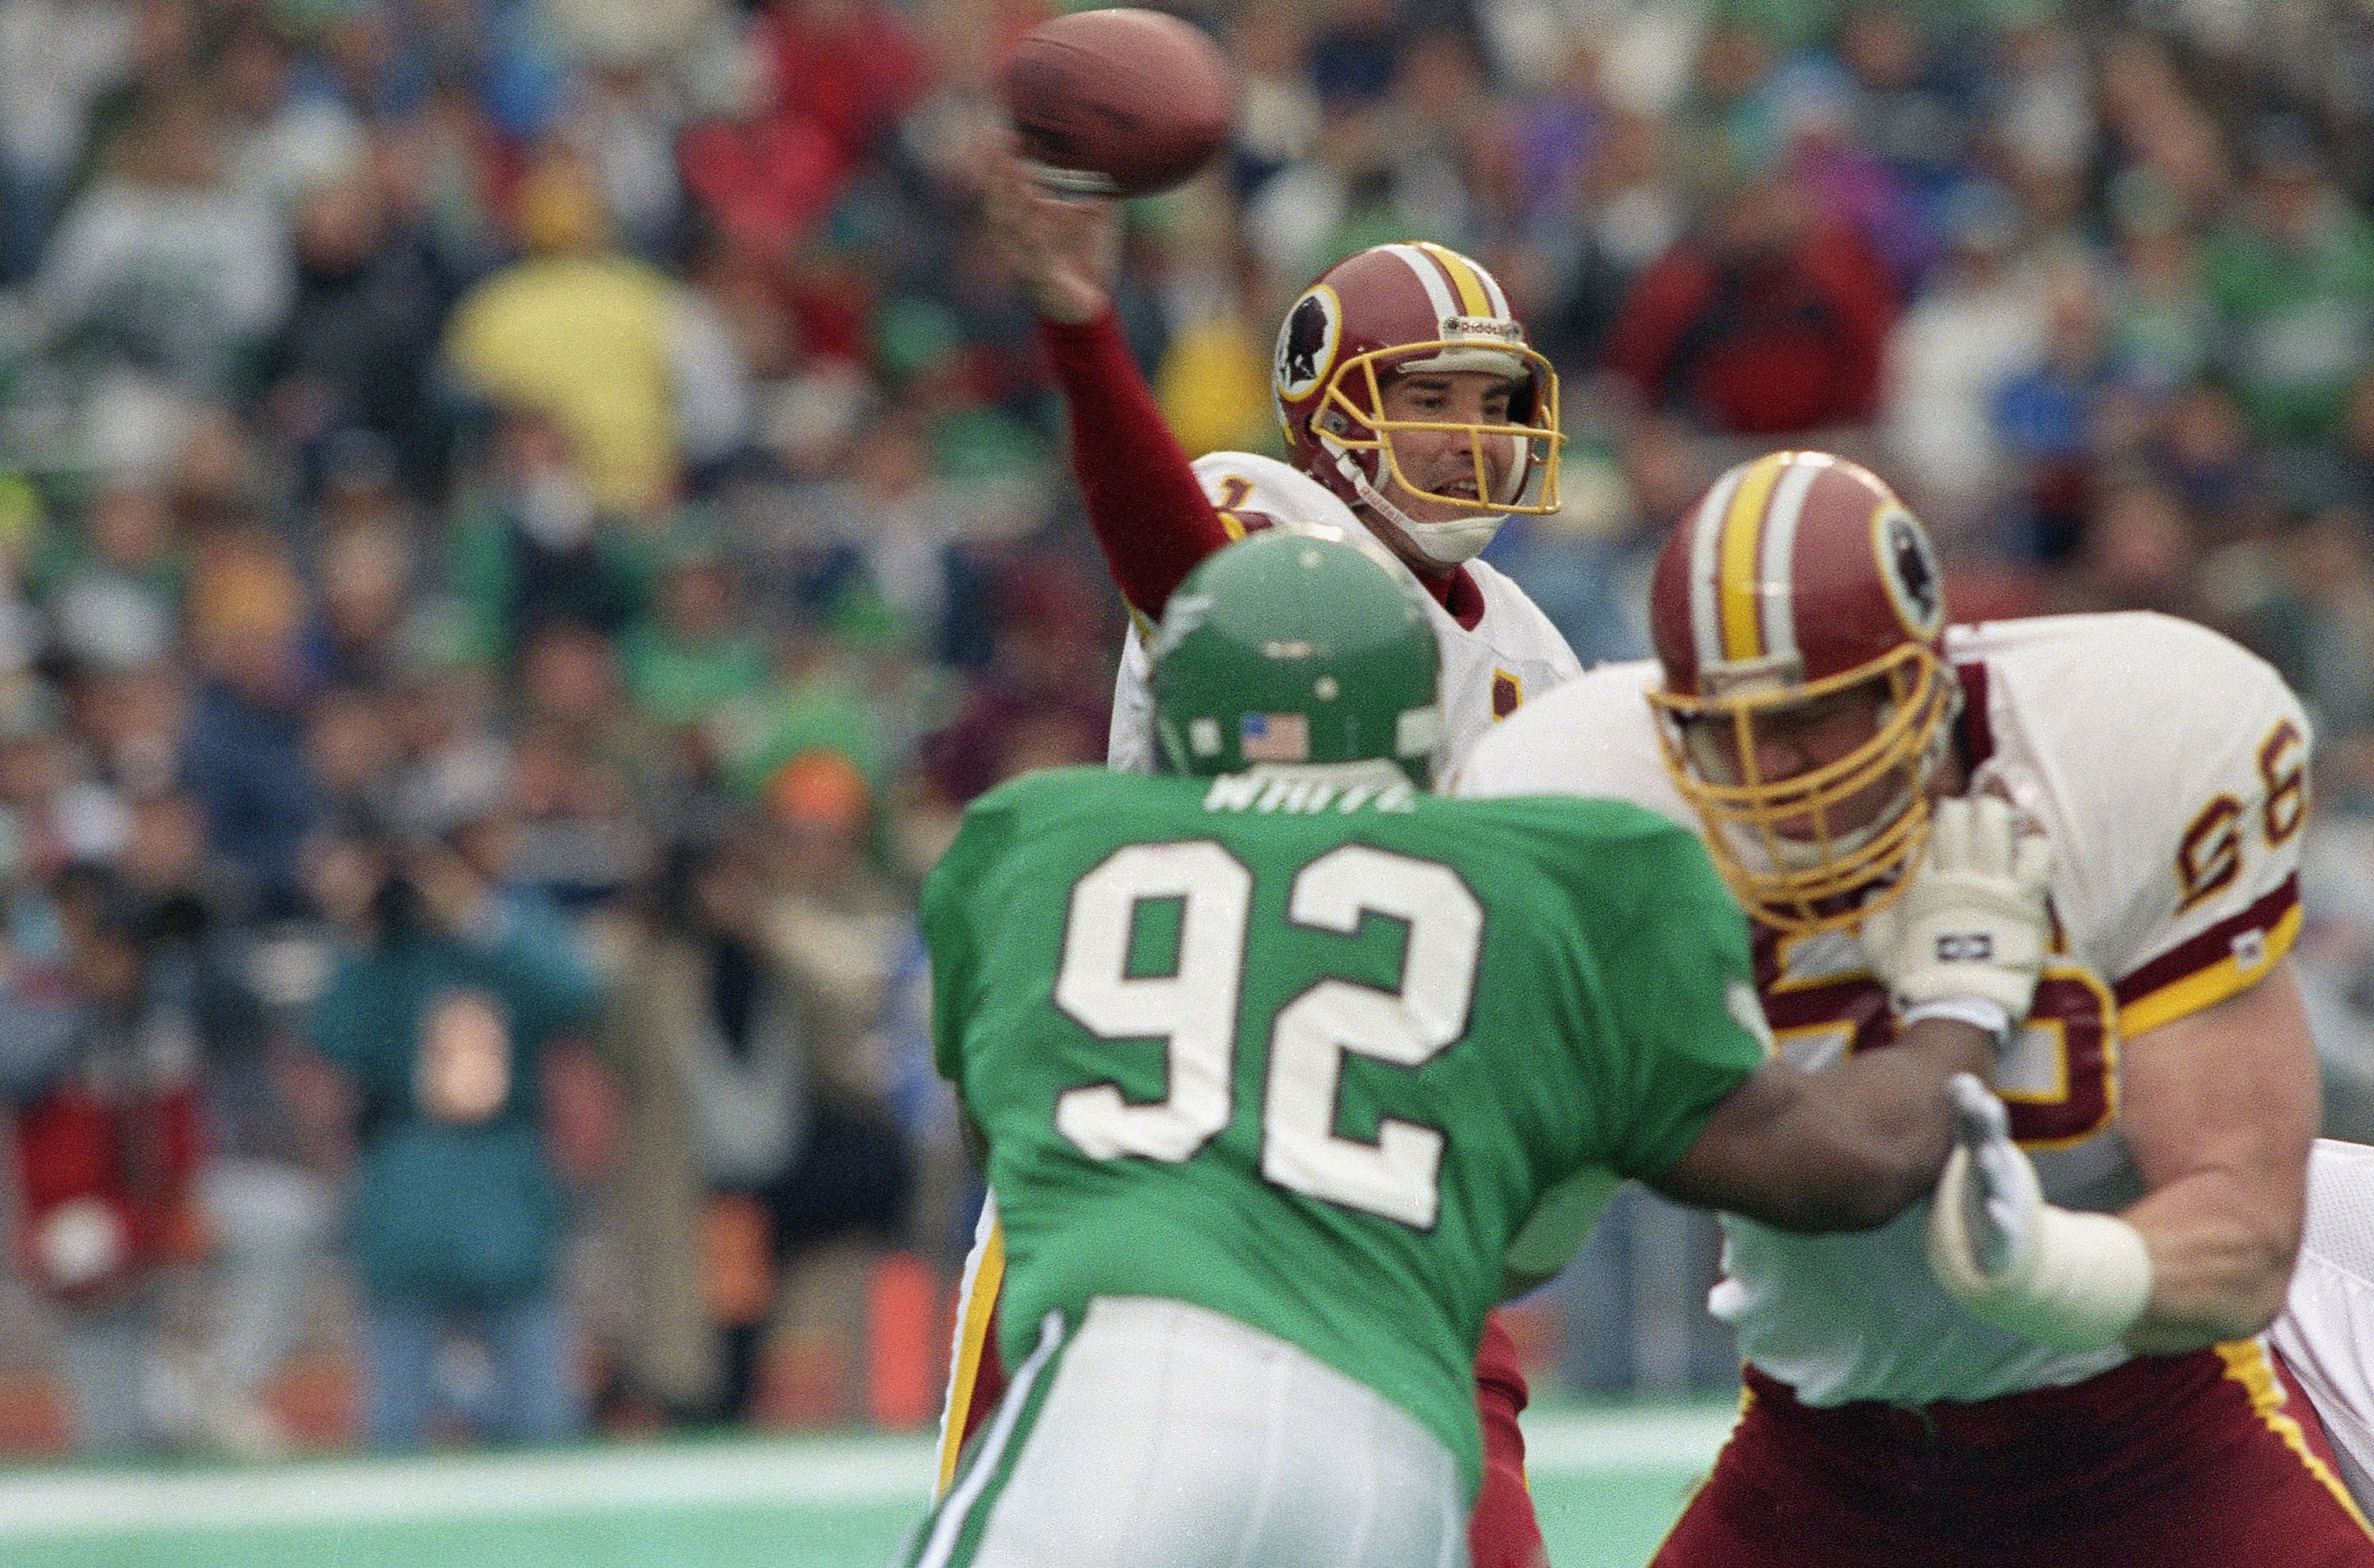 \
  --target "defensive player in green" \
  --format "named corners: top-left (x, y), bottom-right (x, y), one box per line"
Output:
top-left (909, 531), bottom-right (2056, 1568)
